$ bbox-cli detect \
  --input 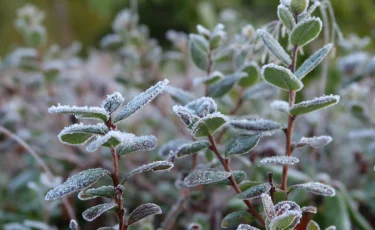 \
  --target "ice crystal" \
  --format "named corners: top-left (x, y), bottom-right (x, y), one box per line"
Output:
top-left (102, 92), bottom-right (124, 113)
top-left (261, 63), bottom-right (304, 91)
top-left (128, 203), bottom-right (162, 226)
top-left (48, 104), bottom-right (109, 121)
top-left (184, 169), bottom-right (232, 187)
top-left (82, 203), bottom-right (117, 221)
top-left (78, 185), bottom-right (115, 200)
top-left (230, 119), bottom-right (281, 132)
top-left (258, 156), bottom-right (299, 166)
top-left (191, 112), bottom-right (229, 137)
top-left (290, 95), bottom-right (340, 115)
top-left (176, 140), bottom-right (210, 157)
top-left (269, 210), bottom-right (302, 230)
top-left (290, 182), bottom-right (336, 197)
